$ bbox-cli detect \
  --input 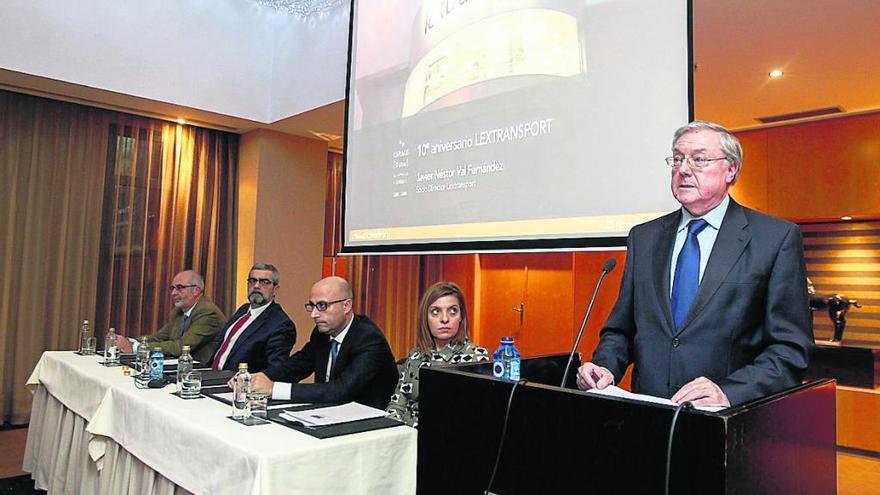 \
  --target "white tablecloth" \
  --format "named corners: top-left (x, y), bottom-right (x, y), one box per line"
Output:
top-left (24, 351), bottom-right (417, 495)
